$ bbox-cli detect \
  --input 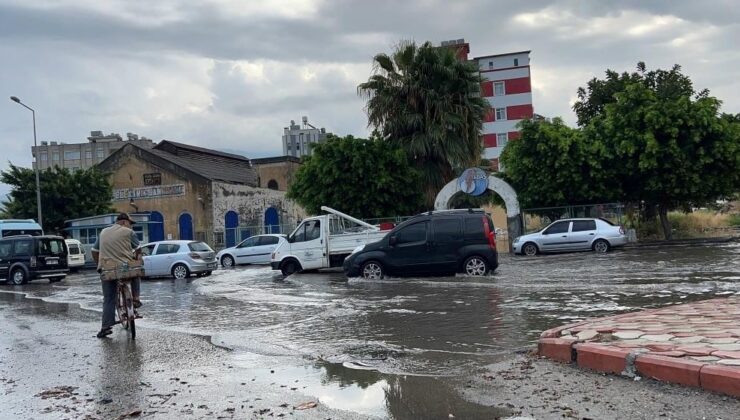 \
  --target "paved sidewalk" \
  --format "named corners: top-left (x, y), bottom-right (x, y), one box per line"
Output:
top-left (538, 296), bottom-right (740, 398)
